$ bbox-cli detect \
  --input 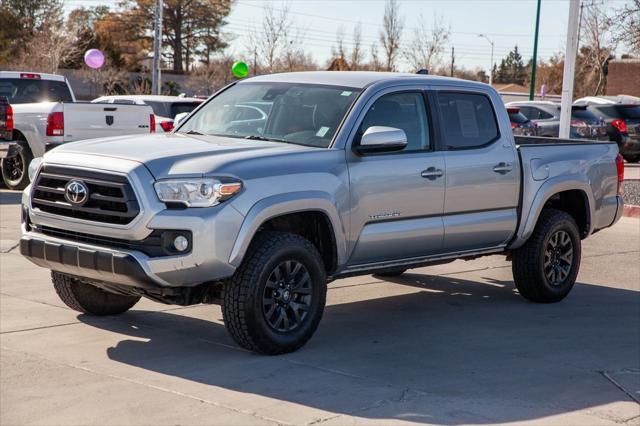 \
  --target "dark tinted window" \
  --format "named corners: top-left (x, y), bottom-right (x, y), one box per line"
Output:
top-left (358, 92), bottom-right (429, 151)
top-left (617, 105), bottom-right (640, 119)
top-left (572, 108), bottom-right (600, 123)
top-left (0, 78), bottom-right (73, 104)
top-left (538, 109), bottom-right (554, 119)
top-left (170, 102), bottom-right (202, 118)
top-left (508, 110), bottom-right (529, 124)
top-left (111, 99), bottom-right (136, 105)
top-left (438, 92), bottom-right (498, 149)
